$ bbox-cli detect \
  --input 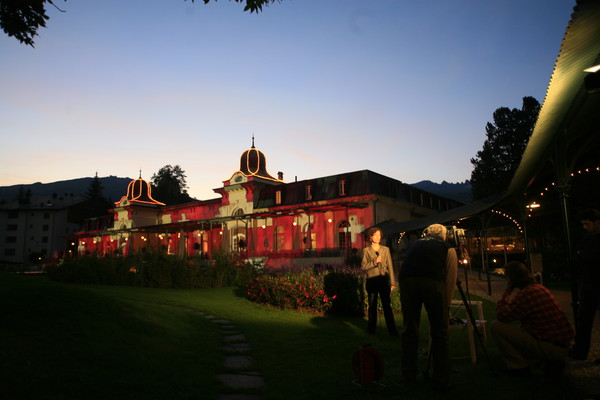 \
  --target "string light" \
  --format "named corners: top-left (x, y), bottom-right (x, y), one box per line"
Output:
top-left (533, 165), bottom-right (599, 209)
top-left (491, 209), bottom-right (523, 233)
top-left (538, 166), bottom-right (599, 196)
